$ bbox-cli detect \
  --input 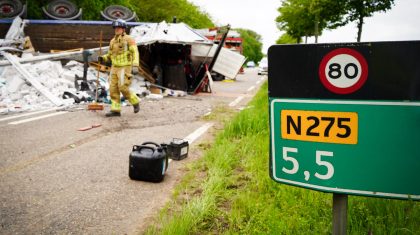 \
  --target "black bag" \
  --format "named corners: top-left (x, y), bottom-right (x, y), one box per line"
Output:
top-left (129, 142), bottom-right (168, 182)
